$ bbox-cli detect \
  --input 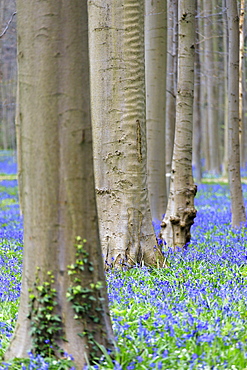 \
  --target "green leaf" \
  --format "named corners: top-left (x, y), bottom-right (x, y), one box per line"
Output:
top-left (36, 285), bottom-right (44, 292)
